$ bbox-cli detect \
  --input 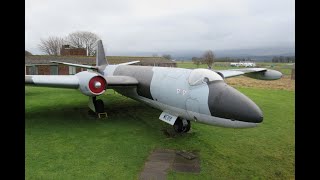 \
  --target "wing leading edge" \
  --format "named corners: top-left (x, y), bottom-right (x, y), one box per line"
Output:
top-left (215, 68), bottom-right (282, 80)
top-left (26, 75), bottom-right (139, 89)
